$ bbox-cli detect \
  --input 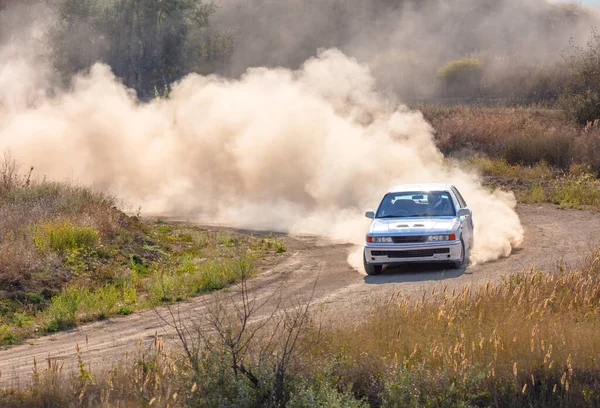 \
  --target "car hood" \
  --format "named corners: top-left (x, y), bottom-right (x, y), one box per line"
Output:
top-left (369, 217), bottom-right (458, 235)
